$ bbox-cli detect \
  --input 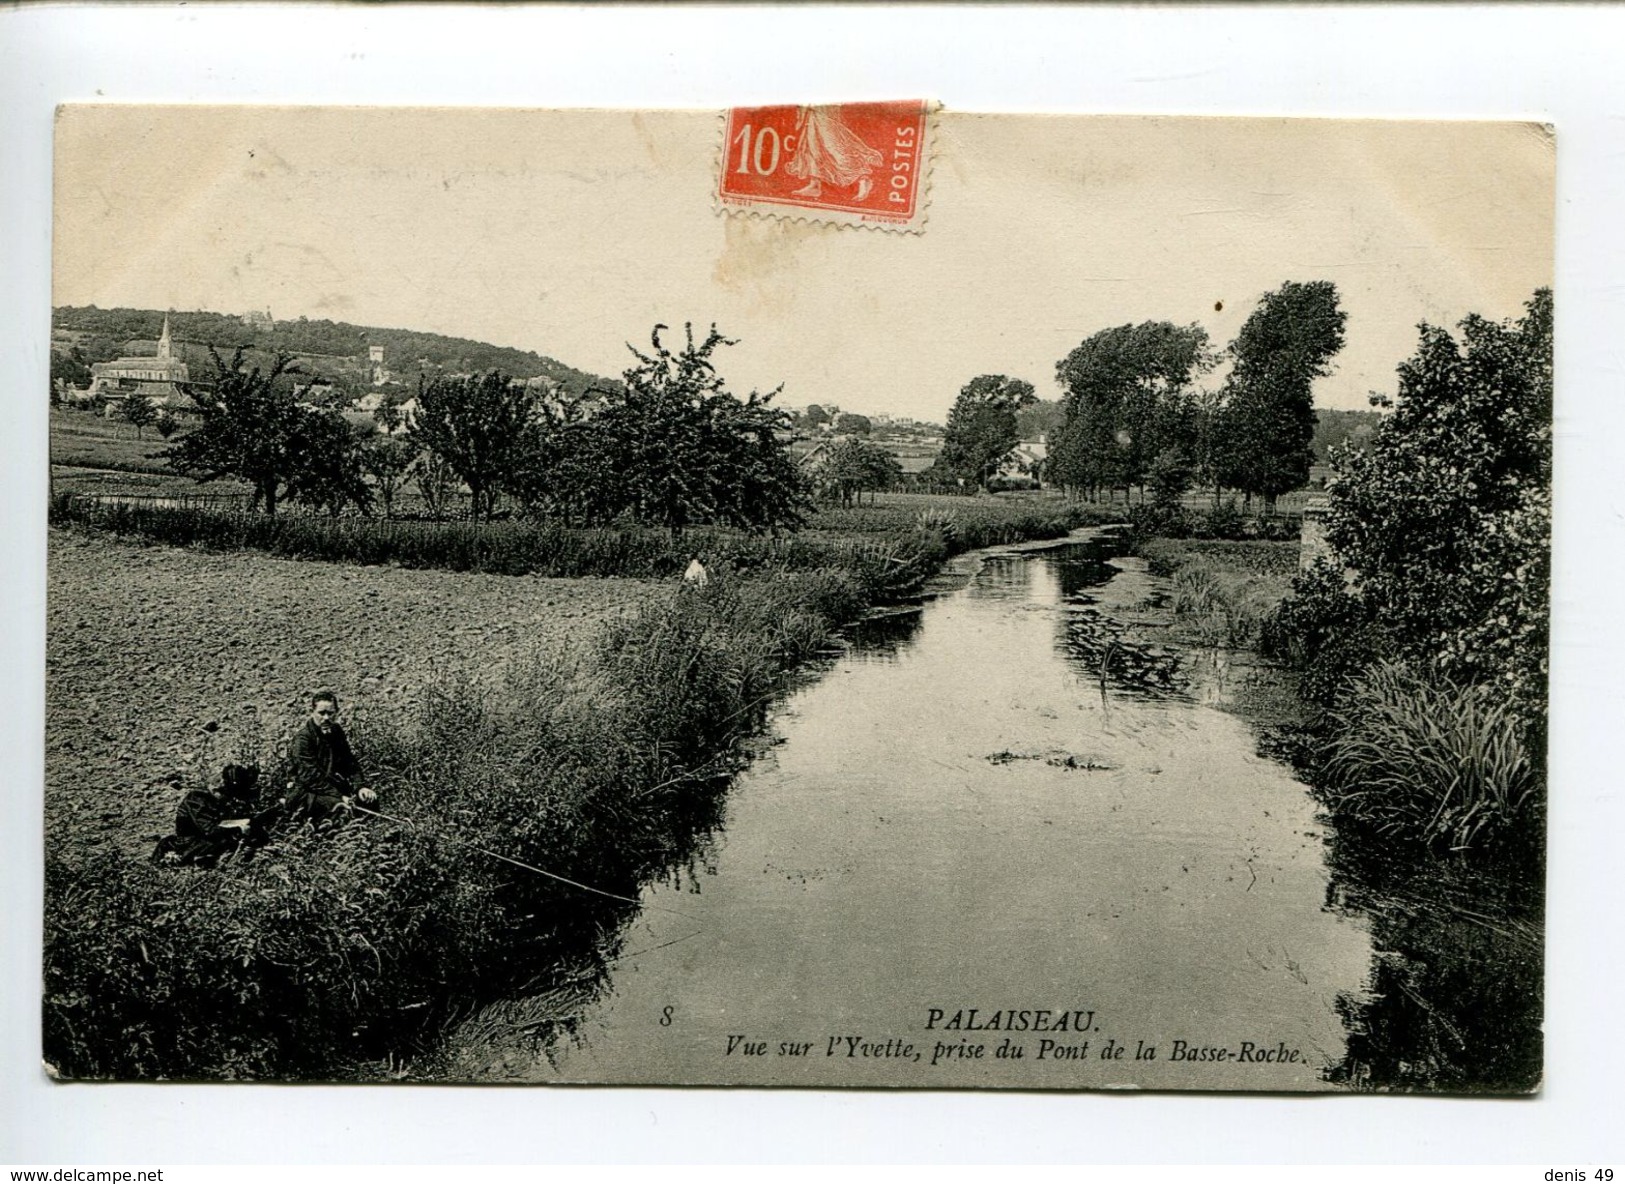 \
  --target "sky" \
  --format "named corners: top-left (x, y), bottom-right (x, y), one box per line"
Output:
top-left (55, 107), bottom-right (1553, 421)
